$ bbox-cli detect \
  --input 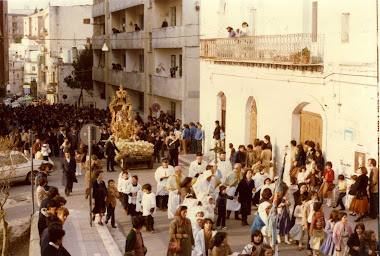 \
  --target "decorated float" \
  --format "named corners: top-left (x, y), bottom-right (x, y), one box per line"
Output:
top-left (109, 86), bottom-right (154, 169)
